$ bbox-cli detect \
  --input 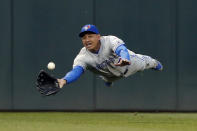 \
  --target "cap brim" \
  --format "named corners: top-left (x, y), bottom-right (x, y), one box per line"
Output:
top-left (79, 31), bottom-right (97, 37)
